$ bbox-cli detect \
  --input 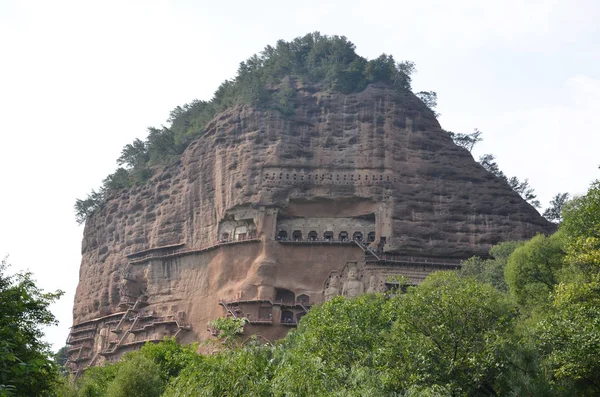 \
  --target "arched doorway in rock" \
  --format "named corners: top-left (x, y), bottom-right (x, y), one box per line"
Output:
top-left (323, 231), bottom-right (334, 241)
top-left (353, 231), bottom-right (363, 241)
top-left (367, 232), bottom-right (376, 242)
top-left (297, 294), bottom-right (309, 305)
top-left (221, 232), bottom-right (229, 241)
top-left (275, 288), bottom-right (295, 304)
top-left (281, 310), bottom-right (294, 324)
top-left (292, 230), bottom-right (302, 241)
top-left (339, 231), bottom-right (348, 241)
top-left (308, 231), bottom-right (318, 241)
top-left (277, 230), bottom-right (288, 240)
top-left (258, 305), bottom-right (272, 321)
